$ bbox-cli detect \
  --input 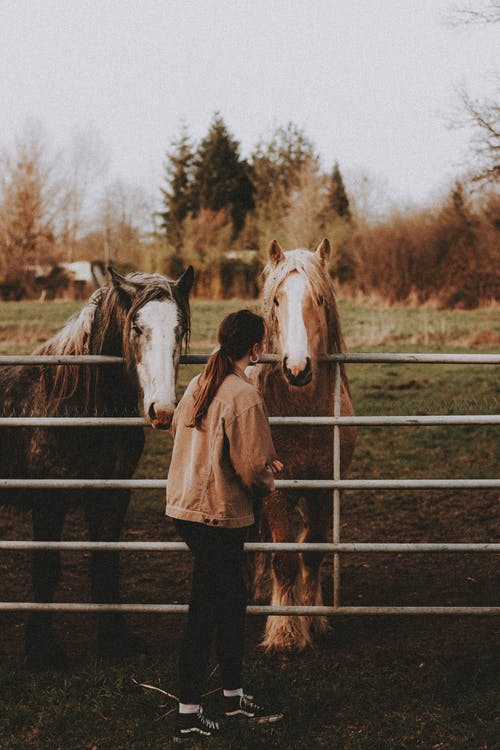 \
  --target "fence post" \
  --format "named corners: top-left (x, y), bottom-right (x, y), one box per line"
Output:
top-left (333, 362), bottom-right (341, 610)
